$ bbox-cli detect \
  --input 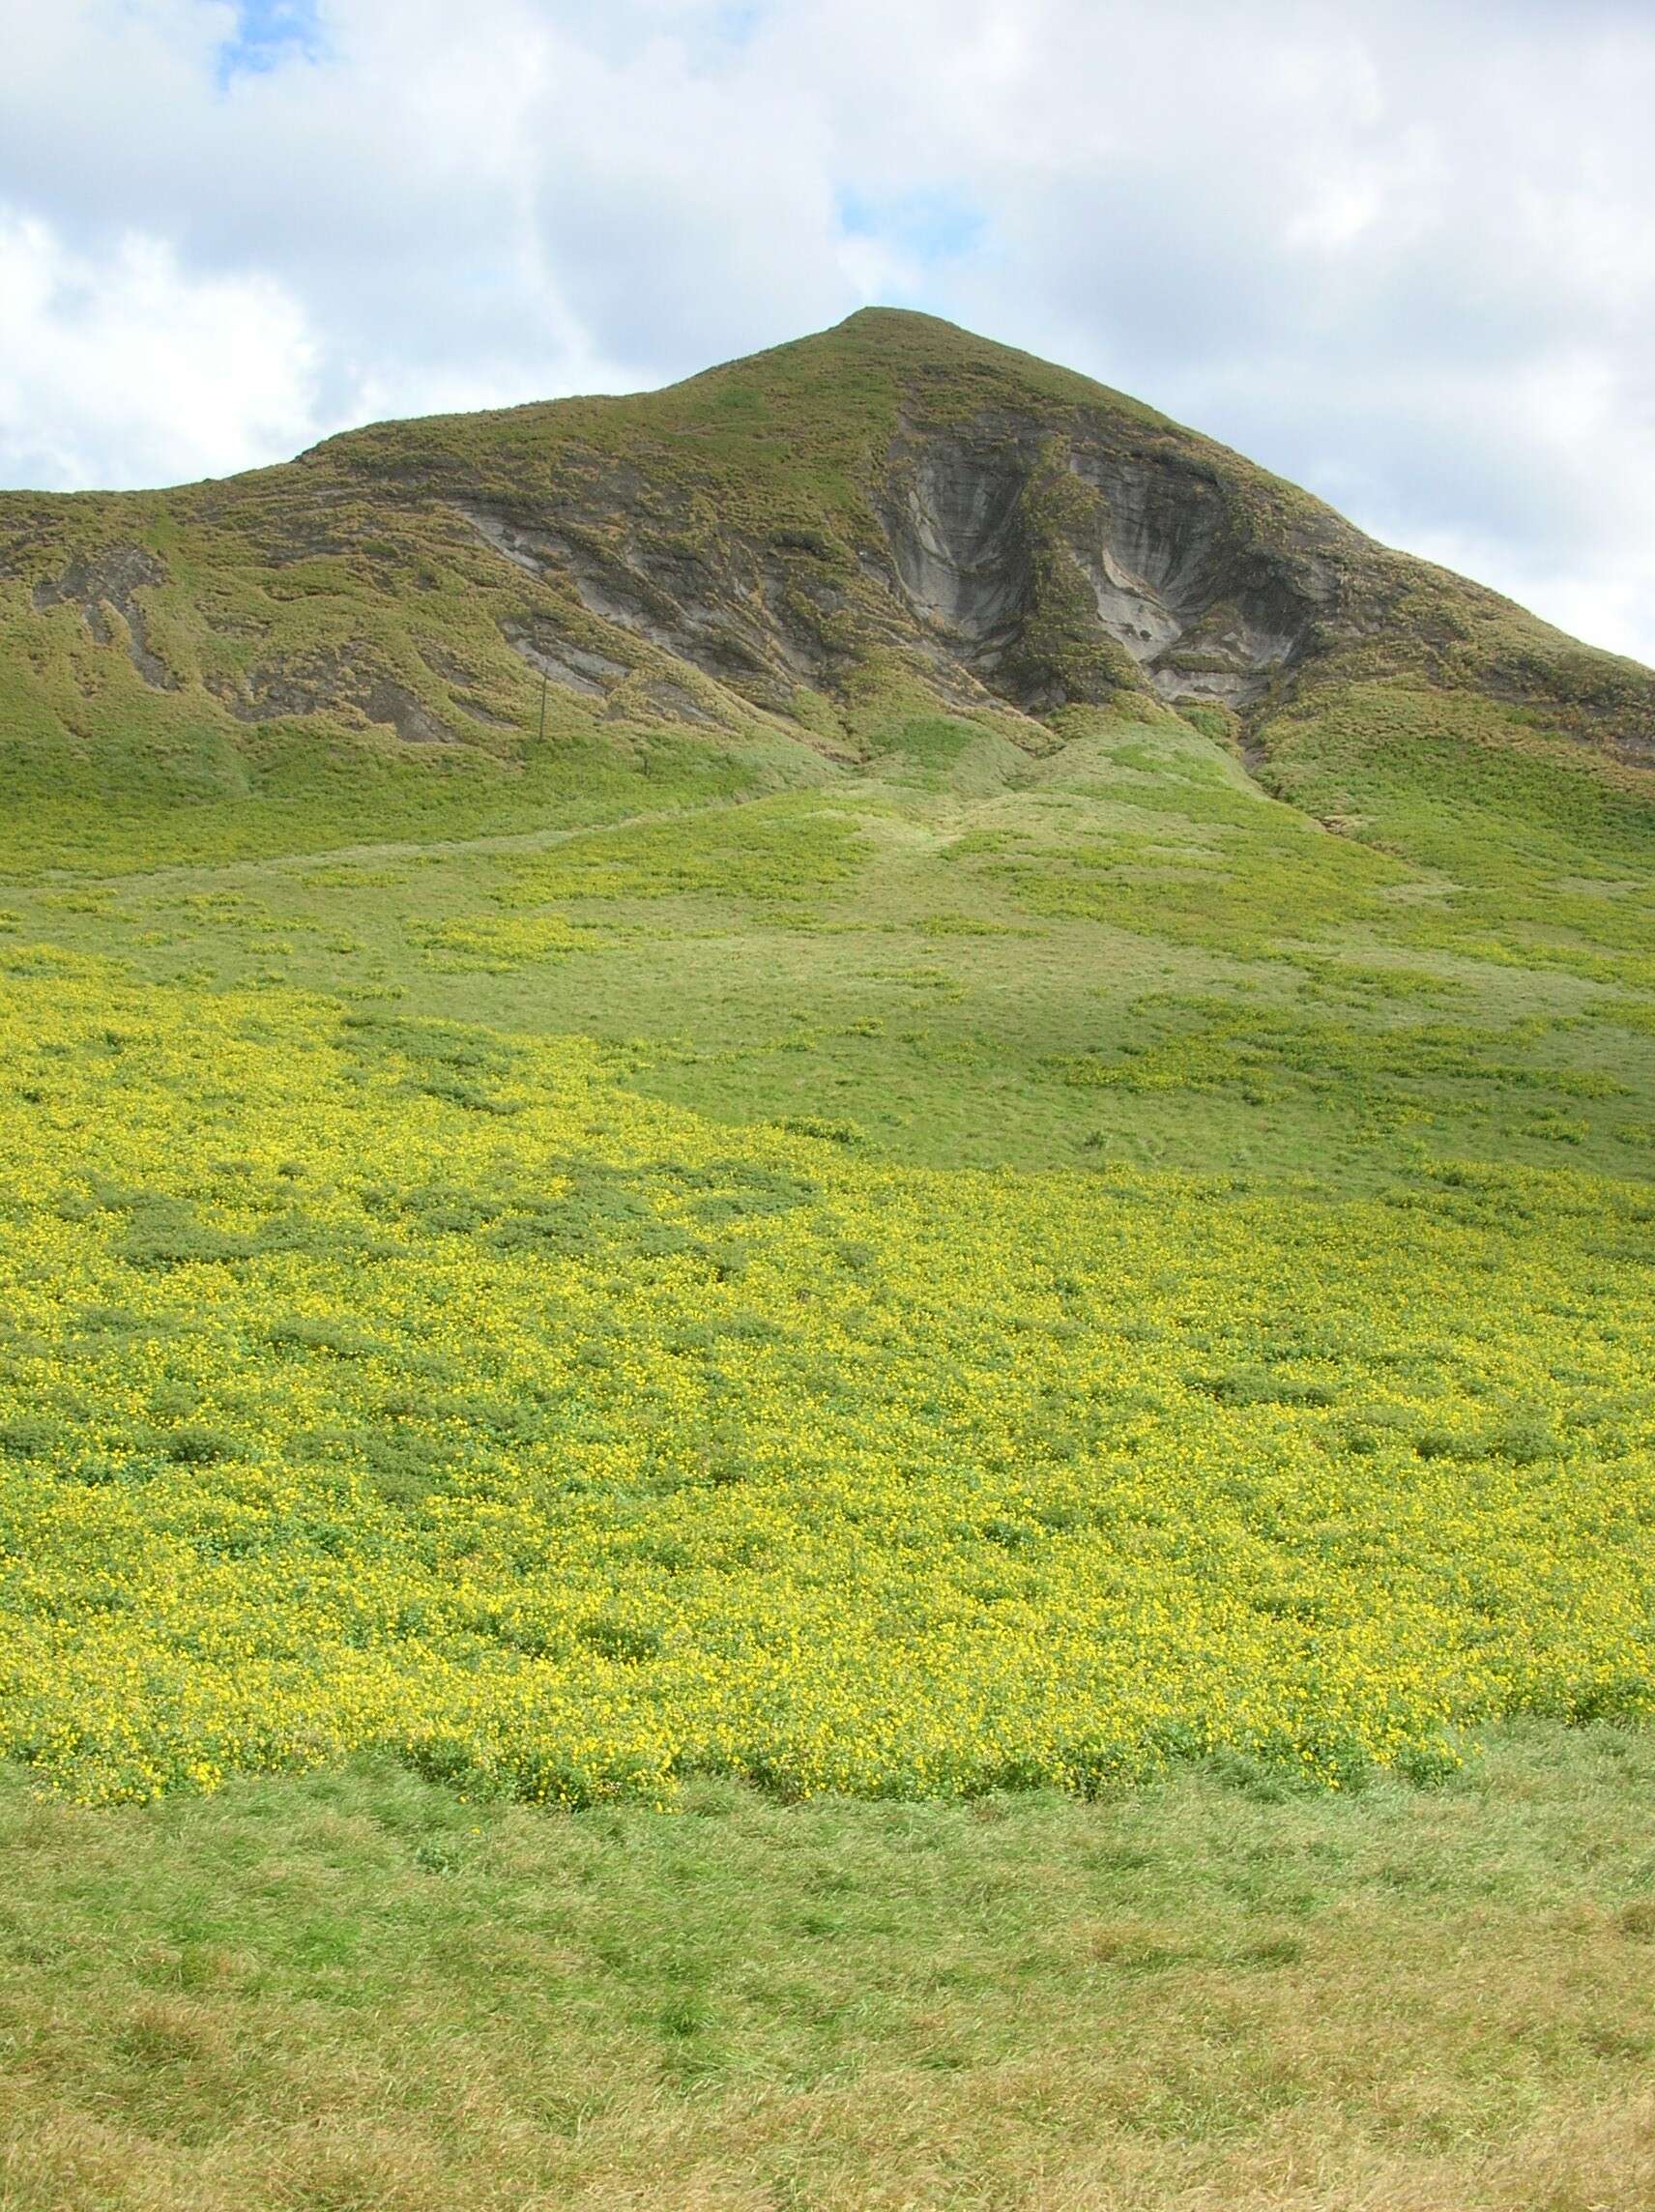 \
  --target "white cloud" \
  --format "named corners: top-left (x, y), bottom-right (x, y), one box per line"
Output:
top-left (0, 0), bottom-right (1652, 662)
top-left (0, 210), bottom-right (318, 486)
